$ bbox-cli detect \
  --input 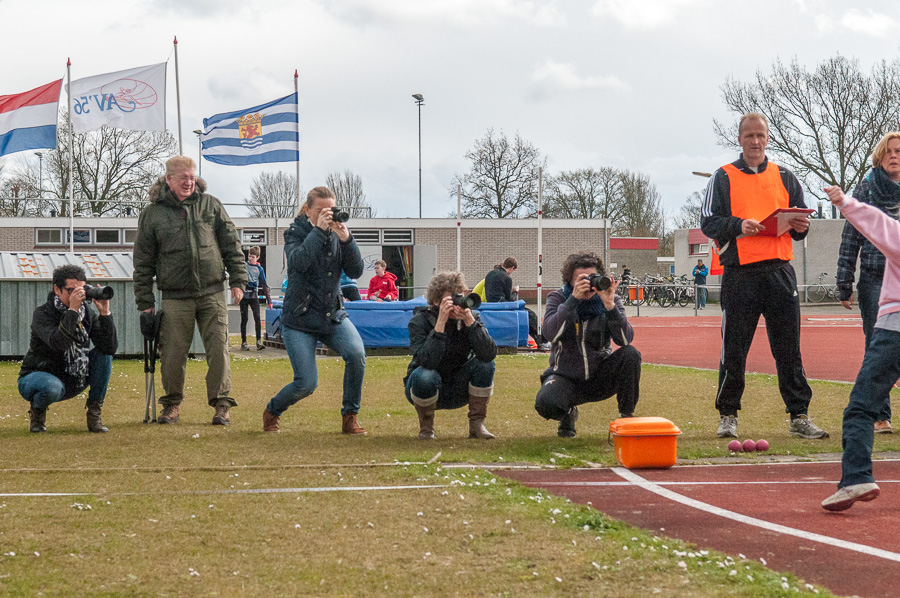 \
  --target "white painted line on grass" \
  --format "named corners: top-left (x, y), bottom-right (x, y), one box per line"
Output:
top-left (535, 480), bottom-right (900, 487)
top-left (0, 484), bottom-right (450, 498)
top-left (612, 467), bottom-right (900, 564)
